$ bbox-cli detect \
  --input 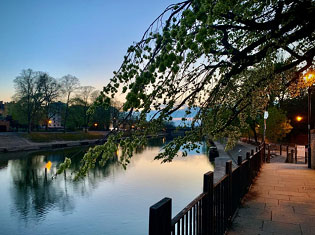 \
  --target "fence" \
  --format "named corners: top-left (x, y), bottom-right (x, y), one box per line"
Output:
top-left (149, 144), bottom-right (265, 235)
top-left (265, 143), bottom-right (307, 164)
